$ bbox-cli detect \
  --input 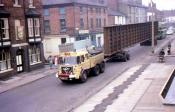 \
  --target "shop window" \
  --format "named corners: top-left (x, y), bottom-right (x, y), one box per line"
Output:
top-left (0, 18), bottom-right (9, 40)
top-left (0, 50), bottom-right (11, 72)
top-left (61, 38), bottom-right (66, 44)
top-left (29, 45), bottom-right (41, 65)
